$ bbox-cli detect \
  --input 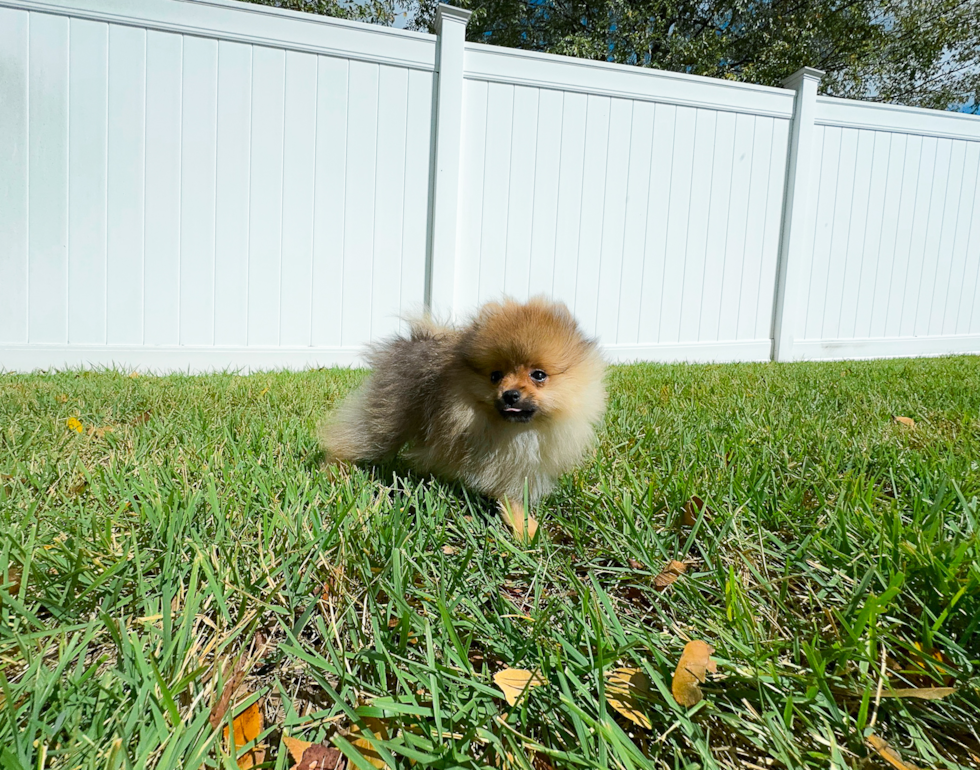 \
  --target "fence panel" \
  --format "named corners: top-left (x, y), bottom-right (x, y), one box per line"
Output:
top-left (794, 97), bottom-right (980, 359)
top-left (0, 0), bottom-right (436, 371)
top-left (2, 0), bottom-right (979, 371)
top-left (454, 44), bottom-right (796, 362)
